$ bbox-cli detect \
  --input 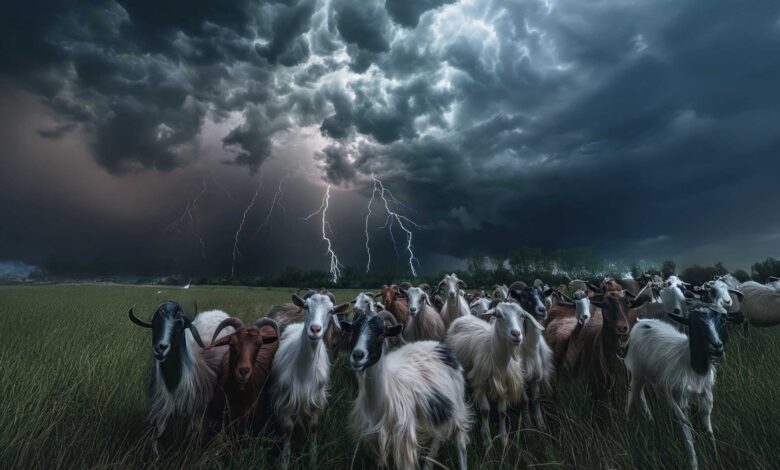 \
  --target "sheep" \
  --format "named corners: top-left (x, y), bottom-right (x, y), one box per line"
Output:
top-left (446, 302), bottom-right (543, 446)
top-left (378, 284), bottom-right (410, 326)
top-left (205, 317), bottom-right (280, 433)
top-left (624, 306), bottom-right (744, 470)
top-left (401, 283), bottom-right (446, 342)
top-left (341, 312), bottom-right (472, 470)
top-left (738, 281), bottom-right (780, 327)
top-left (127, 301), bottom-right (234, 456)
top-left (438, 273), bottom-right (471, 328)
top-left (268, 292), bottom-right (349, 468)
